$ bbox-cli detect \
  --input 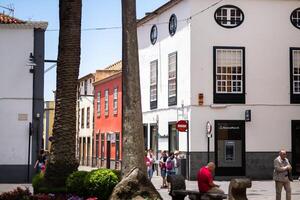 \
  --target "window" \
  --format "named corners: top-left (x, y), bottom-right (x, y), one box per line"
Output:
top-left (101, 133), bottom-right (105, 166)
top-left (290, 48), bottom-right (300, 103)
top-left (105, 89), bottom-right (109, 116)
top-left (97, 91), bottom-right (101, 117)
top-left (150, 25), bottom-right (158, 45)
top-left (168, 52), bottom-right (177, 106)
top-left (215, 5), bottom-right (244, 28)
top-left (115, 133), bottom-right (120, 161)
top-left (213, 47), bottom-right (245, 103)
top-left (169, 14), bottom-right (177, 36)
top-left (86, 107), bottom-right (90, 128)
top-left (95, 134), bottom-right (100, 162)
top-left (81, 108), bottom-right (84, 128)
top-left (169, 123), bottom-right (178, 153)
top-left (150, 60), bottom-right (158, 109)
top-left (84, 80), bottom-right (88, 95)
top-left (291, 8), bottom-right (300, 29)
top-left (113, 88), bottom-right (118, 114)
